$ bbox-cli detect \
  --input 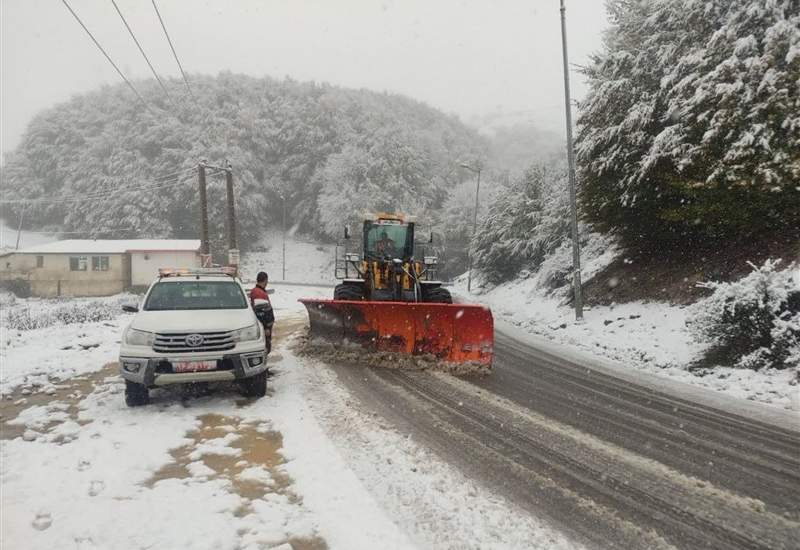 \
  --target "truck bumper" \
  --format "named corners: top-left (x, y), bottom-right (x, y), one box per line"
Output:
top-left (119, 351), bottom-right (267, 387)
